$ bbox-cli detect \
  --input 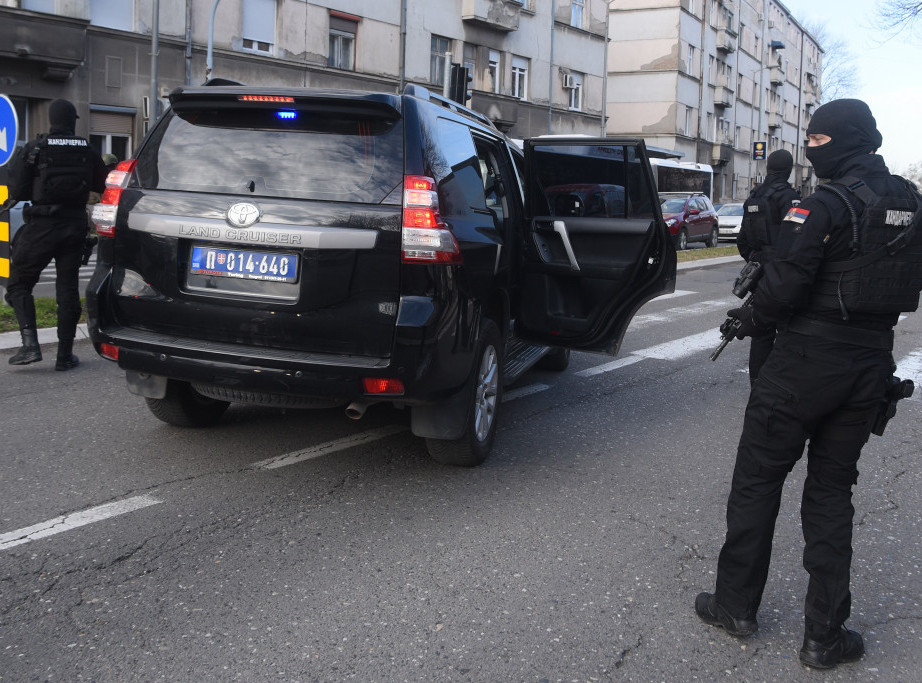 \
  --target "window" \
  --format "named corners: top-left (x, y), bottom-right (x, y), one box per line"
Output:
top-left (511, 56), bottom-right (529, 100)
top-left (23, 0), bottom-right (55, 12)
top-left (329, 15), bottom-right (357, 70)
top-left (571, 0), bottom-right (584, 28)
top-left (488, 50), bottom-right (501, 94)
top-left (686, 45), bottom-right (696, 76)
top-left (568, 72), bottom-right (583, 111)
top-left (734, 125), bottom-right (741, 148)
top-left (89, 0), bottom-right (134, 31)
top-left (463, 44), bottom-right (477, 89)
top-left (684, 105), bottom-right (692, 136)
top-left (431, 35), bottom-right (451, 86)
top-left (706, 112), bottom-right (713, 141)
top-left (242, 0), bottom-right (276, 54)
